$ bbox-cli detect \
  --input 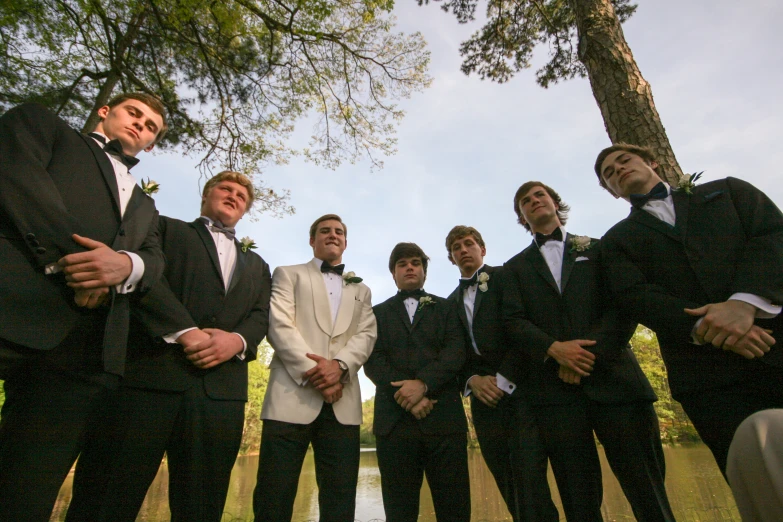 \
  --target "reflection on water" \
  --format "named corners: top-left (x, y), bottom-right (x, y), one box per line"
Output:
top-left (51, 445), bottom-right (739, 521)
